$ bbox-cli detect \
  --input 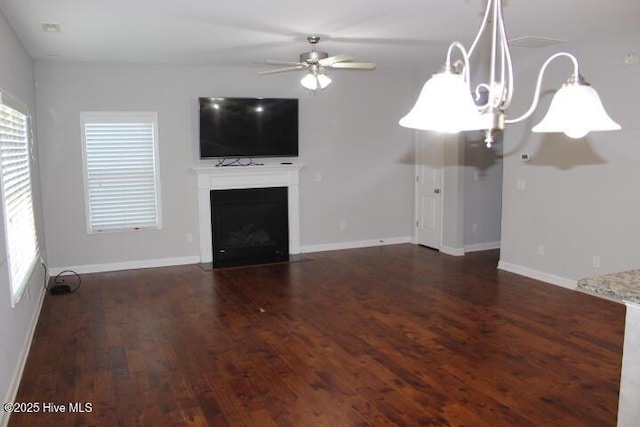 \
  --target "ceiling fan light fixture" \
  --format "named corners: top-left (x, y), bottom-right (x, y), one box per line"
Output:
top-left (301, 72), bottom-right (332, 92)
top-left (259, 36), bottom-right (374, 92)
